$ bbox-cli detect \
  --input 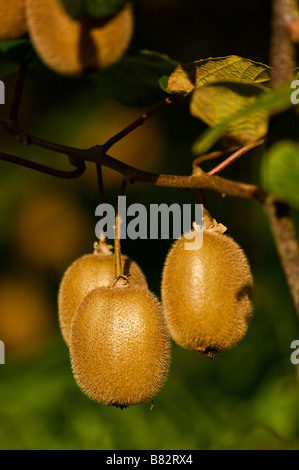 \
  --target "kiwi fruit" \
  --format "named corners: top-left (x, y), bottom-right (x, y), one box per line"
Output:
top-left (58, 241), bottom-right (148, 346)
top-left (161, 217), bottom-right (253, 356)
top-left (0, 0), bottom-right (27, 40)
top-left (70, 281), bottom-right (171, 407)
top-left (25, 0), bottom-right (134, 75)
